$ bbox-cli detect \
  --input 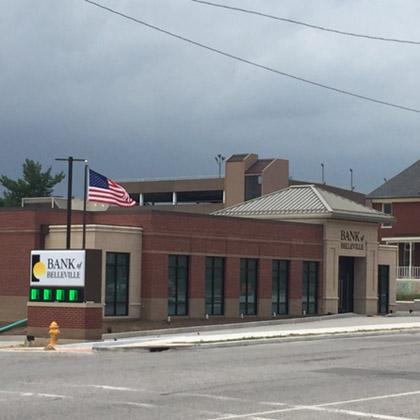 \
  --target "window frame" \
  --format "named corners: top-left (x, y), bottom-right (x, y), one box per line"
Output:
top-left (105, 252), bottom-right (130, 317)
top-left (205, 256), bottom-right (225, 316)
top-left (240, 258), bottom-right (258, 315)
top-left (381, 202), bottom-right (393, 228)
top-left (272, 259), bottom-right (289, 315)
top-left (168, 255), bottom-right (189, 316)
top-left (302, 261), bottom-right (318, 315)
